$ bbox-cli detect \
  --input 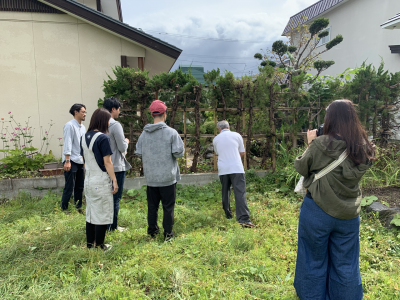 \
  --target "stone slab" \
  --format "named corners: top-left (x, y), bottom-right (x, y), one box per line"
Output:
top-left (12, 178), bottom-right (34, 190)
top-left (55, 176), bottom-right (65, 188)
top-left (0, 179), bottom-right (12, 191)
top-left (0, 171), bottom-right (269, 200)
top-left (33, 178), bottom-right (57, 189)
top-left (365, 201), bottom-right (400, 228)
top-left (124, 177), bottom-right (147, 190)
